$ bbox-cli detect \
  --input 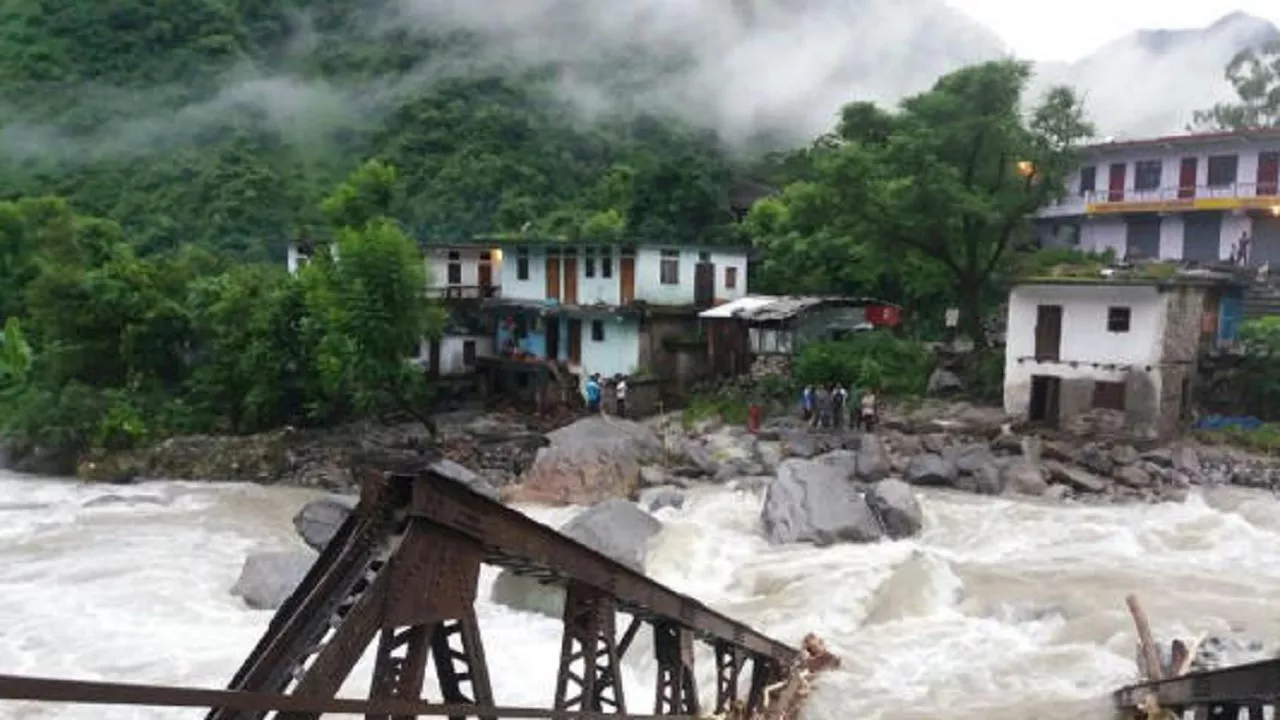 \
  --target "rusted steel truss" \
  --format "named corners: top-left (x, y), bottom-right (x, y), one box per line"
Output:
top-left (1113, 657), bottom-right (1280, 719)
top-left (0, 462), bottom-right (801, 718)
